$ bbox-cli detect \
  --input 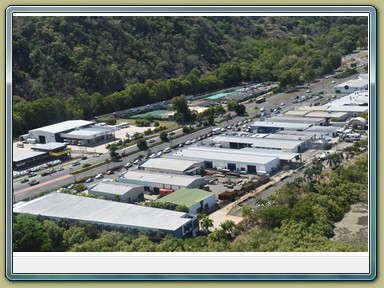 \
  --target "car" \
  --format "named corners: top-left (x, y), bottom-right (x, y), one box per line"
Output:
top-left (168, 131), bottom-right (175, 136)
top-left (82, 163), bottom-right (91, 168)
top-left (29, 180), bottom-right (39, 186)
top-left (331, 95), bottom-right (337, 98)
top-left (72, 161), bottom-right (80, 166)
top-left (95, 173), bottom-right (103, 179)
top-left (124, 162), bottom-right (133, 168)
top-left (106, 170), bottom-right (114, 175)
top-left (20, 178), bottom-right (29, 183)
top-left (148, 138), bottom-right (156, 143)
top-left (41, 171), bottom-right (51, 177)
top-left (92, 153), bottom-right (101, 158)
top-left (163, 147), bottom-right (171, 153)
top-left (156, 151), bottom-right (163, 157)
top-left (293, 95), bottom-right (300, 99)
top-left (331, 80), bottom-right (336, 84)
top-left (50, 169), bottom-right (57, 173)
top-left (149, 153), bottom-right (157, 158)
top-left (58, 167), bottom-right (65, 171)
top-left (81, 155), bottom-right (88, 160)
top-left (67, 184), bottom-right (75, 189)
top-left (133, 159), bottom-right (140, 165)
top-left (280, 102), bottom-right (285, 106)
top-left (85, 177), bottom-right (94, 183)
top-left (178, 143), bottom-right (184, 148)
top-left (28, 172), bottom-right (37, 178)
top-left (306, 89), bottom-right (311, 93)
